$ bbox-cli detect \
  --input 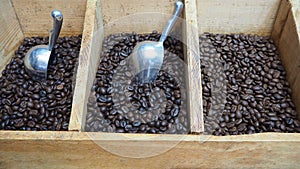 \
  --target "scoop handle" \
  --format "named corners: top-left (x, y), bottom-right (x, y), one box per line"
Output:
top-left (48, 10), bottom-right (63, 50)
top-left (159, 1), bottom-right (184, 43)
